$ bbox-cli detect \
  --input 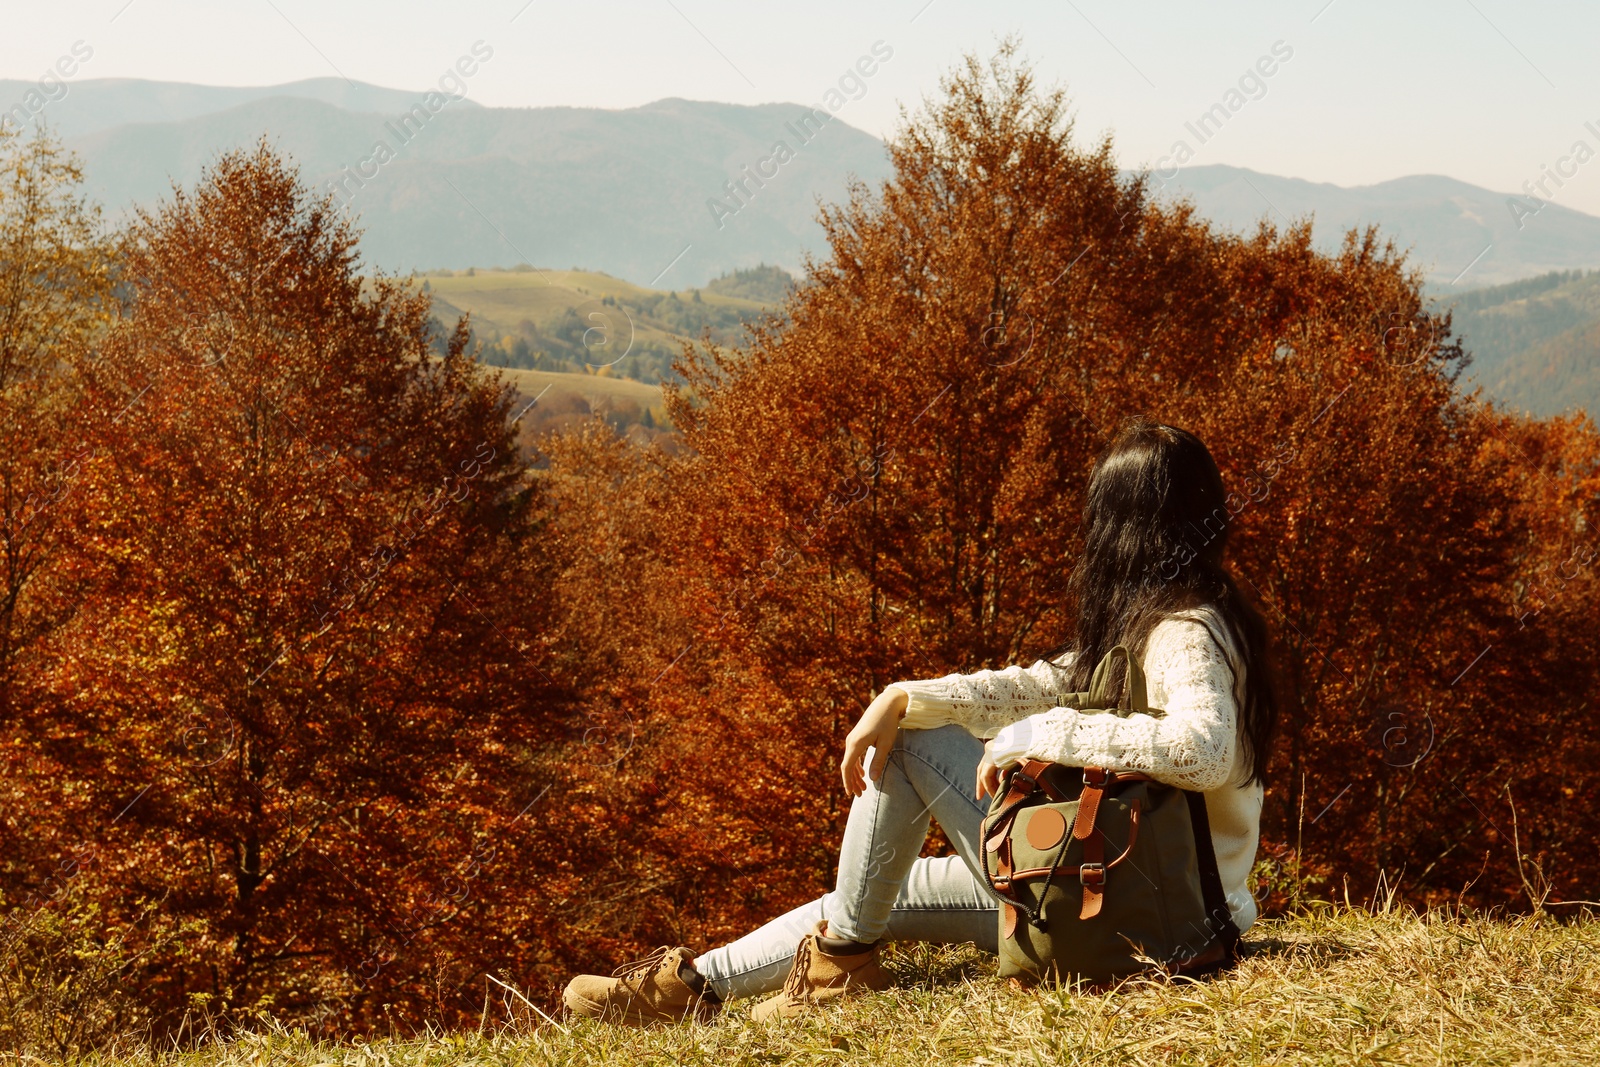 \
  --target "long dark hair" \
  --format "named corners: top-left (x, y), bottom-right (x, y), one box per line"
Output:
top-left (1050, 418), bottom-right (1278, 785)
